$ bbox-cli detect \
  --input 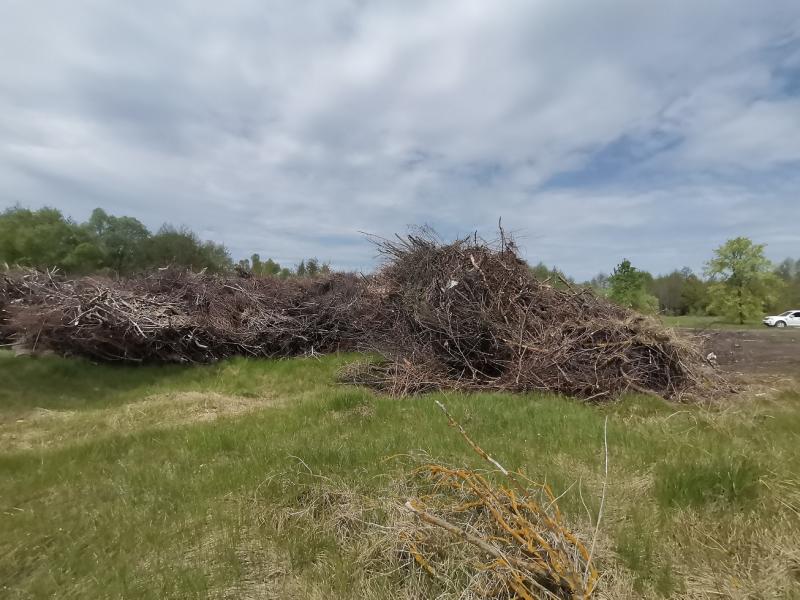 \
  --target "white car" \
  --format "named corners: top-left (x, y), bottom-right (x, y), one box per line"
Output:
top-left (763, 310), bottom-right (800, 328)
